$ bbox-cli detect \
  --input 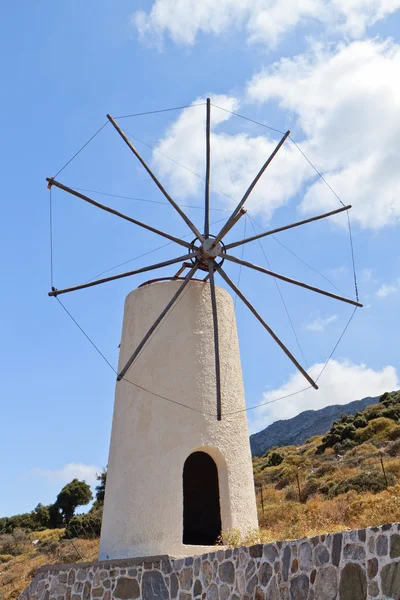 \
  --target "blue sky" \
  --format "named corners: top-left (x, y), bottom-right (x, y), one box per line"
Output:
top-left (1, 1), bottom-right (400, 517)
